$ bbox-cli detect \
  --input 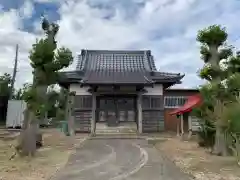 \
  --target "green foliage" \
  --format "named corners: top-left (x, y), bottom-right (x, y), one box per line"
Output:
top-left (29, 40), bottom-right (73, 85)
top-left (25, 17), bottom-right (73, 118)
top-left (225, 52), bottom-right (240, 74)
top-left (219, 47), bottom-right (233, 60)
top-left (12, 89), bottom-right (23, 100)
top-left (192, 85), bottom-right (216, 148)
top-left (0, 73), bottom-right (12, 96)
top-left (197, 24), bottom-right (240, 156)
top-left (46, 90), bottom-right (58, 117)
top-left (225, 74), bottom-right (240, 99)
top-left (197, 25), bottom-right (232, 86)
top-left (55, 48), bottom-right (74, 68)
top-left (222, 101), bottom-right (240, 162)
top-left (199, 65), bottom-right (219, 81)
top-left (30, 39), bottom-right (55, 69)
top-left (197, 118), bottom-right (216, 148)
top-left (29, 17), bottom-right (73, 85)
top-left (222, 101), bottom-right (240, 133)
top-left (21, 84), bottom-right (46, 118)
top-left (197, 25), bottom-right (228, 46)
top-left (200, 45), bottom-right (211, 63)
top-left (55, 88), bottom-right (68, 120)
